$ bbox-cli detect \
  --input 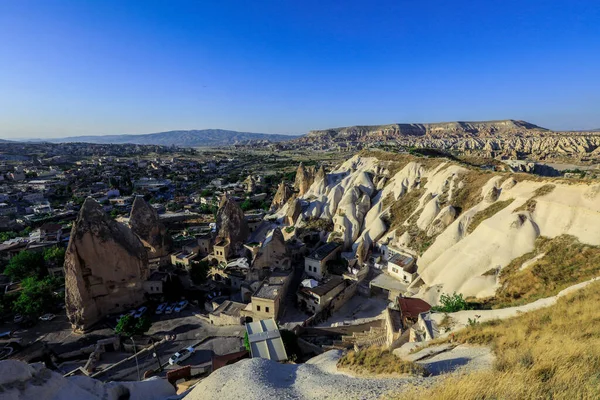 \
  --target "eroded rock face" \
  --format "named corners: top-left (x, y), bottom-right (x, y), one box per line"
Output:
top-left (286, 198), bottom-right (302, 226)
top-left (271, 181), bottom-right (293, 211)
top-left (129, 196), bottom-right (172, 259)
top-left (294, 163), bottom-right (315, 196)
top-left (65, 198), bottom-right (149, 332)
top-left (252, 228), bottom-right (290, 272)
top-left (215, 195), bottom-right (249, 257)
top-left (427, 205), bottom-right (457, 237)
